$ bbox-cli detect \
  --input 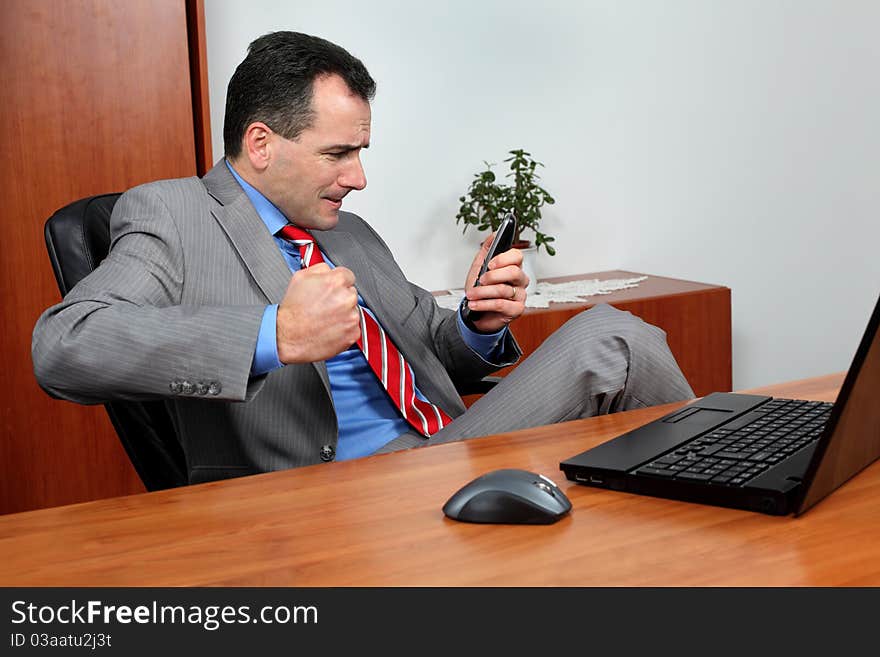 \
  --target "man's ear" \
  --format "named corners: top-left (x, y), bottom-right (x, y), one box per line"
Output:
top-left (241, 122), bottom-right (273, 172)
